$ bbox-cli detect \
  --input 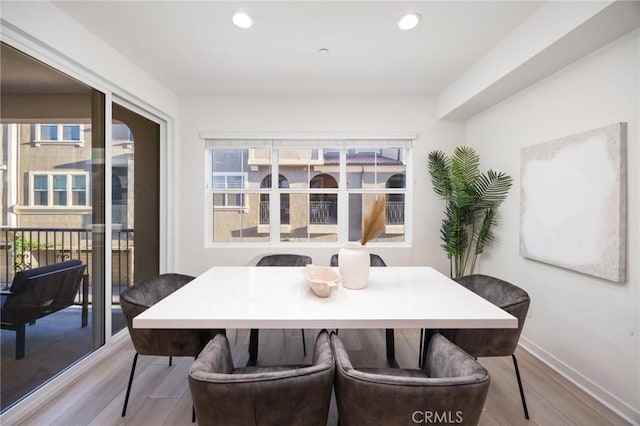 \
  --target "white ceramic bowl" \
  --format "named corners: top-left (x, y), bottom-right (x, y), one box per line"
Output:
top-left (302, 265), bottom-right (340, 298)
